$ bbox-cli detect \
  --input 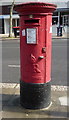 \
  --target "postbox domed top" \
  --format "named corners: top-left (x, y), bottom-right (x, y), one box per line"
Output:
top-left (14, 2), bottom-right (57, 15)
